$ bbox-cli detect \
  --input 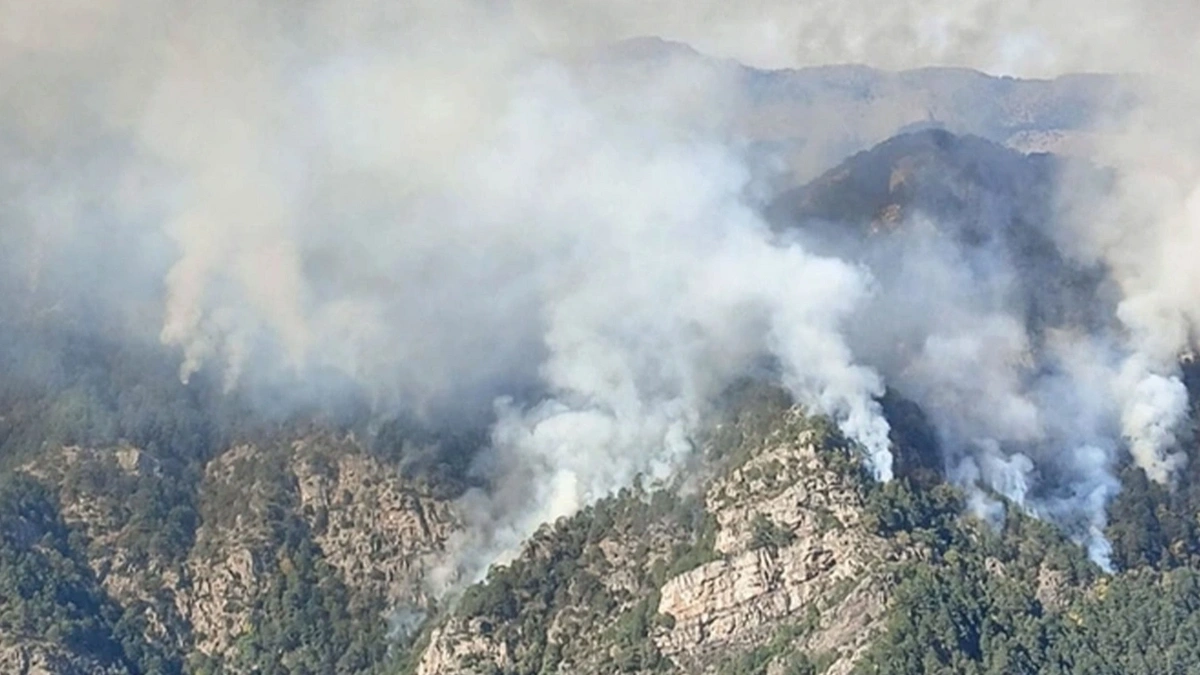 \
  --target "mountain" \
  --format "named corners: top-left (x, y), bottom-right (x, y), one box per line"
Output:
top-left (410, 386), bottom-right (932, 675)
top-left (767, 128), bottom-right (1115, 336)
top-left (406, 383), bottom-right (1200, 675)
top-left (6, 350), bottom-right (1197, 674)
top-left (738, 64), bottom-right (1135, 170)
top-left (589, 38), bottom-right (1137, 182)
top-left (0, 430), bottom-right (458, 674)
top-left (397, 129), bottom-right (1200, 674)
top-left (1, 86), bottom-right (1197, 675)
